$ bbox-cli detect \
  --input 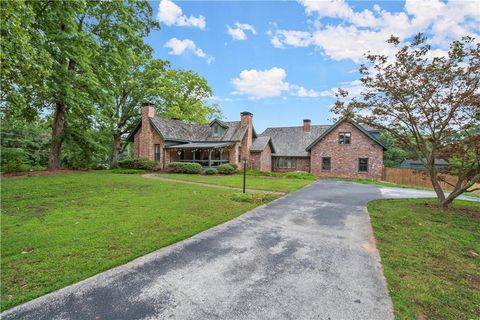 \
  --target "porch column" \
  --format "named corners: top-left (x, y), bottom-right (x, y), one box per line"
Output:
top-left (193, 149), bottom-right (196, 162)
top-left (208, 150), bottom-right (212, 167)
